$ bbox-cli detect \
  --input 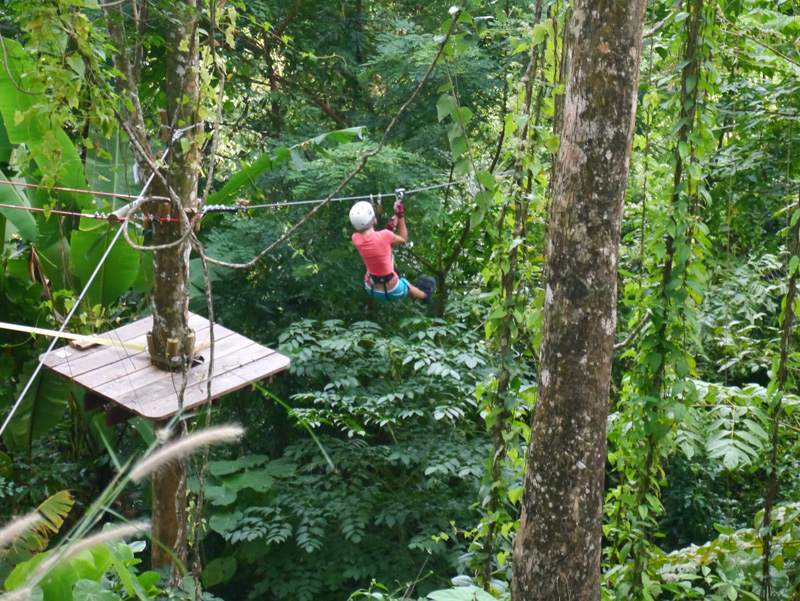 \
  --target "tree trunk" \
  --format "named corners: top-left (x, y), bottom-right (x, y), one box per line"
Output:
top-left (148, 0), bottom-right (200, 571)
top-left (149, 0), bottom-right (201, 372)
top-left (511, 2), bottom-right (647, 600)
